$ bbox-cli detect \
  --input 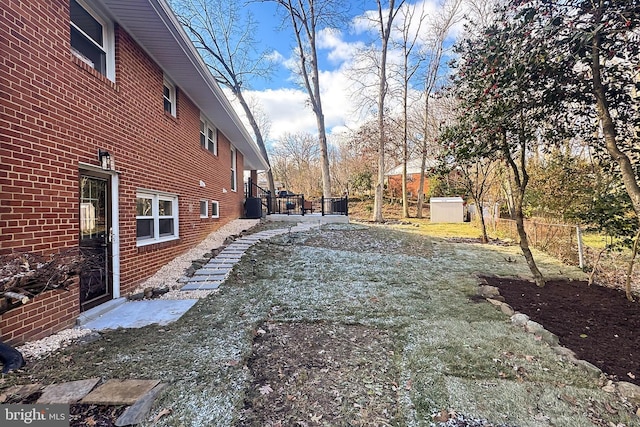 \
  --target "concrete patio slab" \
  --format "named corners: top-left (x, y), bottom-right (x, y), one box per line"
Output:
top-left (81, 299), bottom-right (198, 330)
top-left (81, 379), bottom-right (160, 405)
top-left (37, 378), bottom-right (100, 404)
